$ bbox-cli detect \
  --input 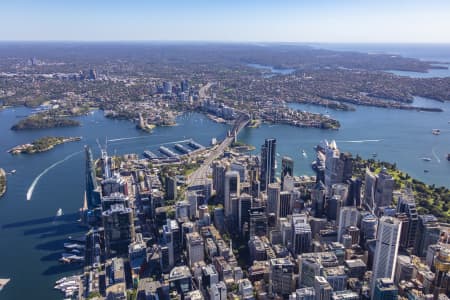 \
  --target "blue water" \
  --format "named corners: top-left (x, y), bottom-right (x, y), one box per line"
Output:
top-left (0, 109), bottom-right (228, 299)
top-left (239, 96), bottom-right (450, 188)
top-left (247, 63), bottom-right (295, 77)
top-left (1, 44), bottom-right (450, 299)
top-left (386, 65), bottom-right (450, 78)
top-left (310, 43), bottom-right (450, 78)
